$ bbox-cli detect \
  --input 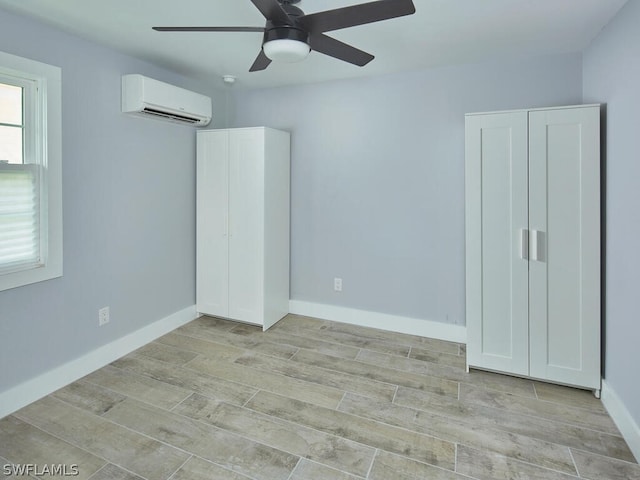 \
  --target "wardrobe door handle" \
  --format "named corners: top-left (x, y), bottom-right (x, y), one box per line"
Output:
top-left (520, 229), bottom-right (529, 260)
top-left (531, 230), bottom-right (546, 262)
top-left (223, 214), bottom-right (228, 237)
